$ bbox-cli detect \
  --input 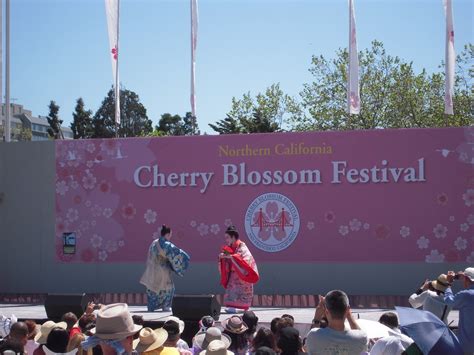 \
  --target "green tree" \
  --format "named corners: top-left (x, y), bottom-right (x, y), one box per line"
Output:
top-left (92, 87), bottom-right (153, 138)
top-left (71, 98), bottom-right (93, 139)
top-left (46, 101), bottom-right (63, 139)
top-left (210, 83), bottom-right (297, 134)
top-left (289, 41), bottom-right (473, 131)
top-left (156, 112), bottom-right (199, 136)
